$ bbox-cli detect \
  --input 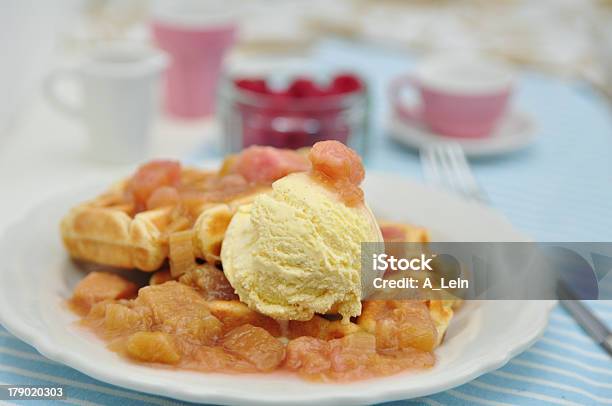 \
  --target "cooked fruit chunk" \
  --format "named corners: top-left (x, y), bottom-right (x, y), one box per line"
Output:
top-left (146, 186), bottom-right (180, 210)
top-left (197, 174), bottom-right (251, 203)
top-left (168, 230), bottom-right (196, 278)
top-left (70, 272), bottom-right (137, 314)
top-left (309, 140), bottom-right (364, 186)
top-left (232, 146), bottom-right (310, 183)
top-left (286, 332), bottom-right (434, 381)
top-left (85, 300), bottom-right (110, 321)
top-left (288, 316), bottom-right (361, 340)
top-left (222, 325), bottom-right (285, 371)
top-left (308, 140), bottom-right (364, 205)
top-left (126, 332), bottom-right (180, 364)
top-left (127, 160), bottom-right (181, 212)
top-left (390, 302), bottom-right (438, 352)
top-left (178, 266), bottom-right (238, 301)
top-left (373, 318), bottom-right (399, 351)
top-left (329, 332), bottom-right (377, 373)
top-left (357, 301), bottom-right (390, 332)
top-left (206, 300), bottom-right (279, 335)
top-left (149, 270), bottom-right (173, 285)
top-left (285, 336), bottom-right (332, 374)
top-left (104, 303), bottom-right (139, 333)
top-left (189, 346), bottom-right (256, 373)
top-left (359, 301), bottom-right (438, 352)
top-left (136, 282), bottom-right (222, 344)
